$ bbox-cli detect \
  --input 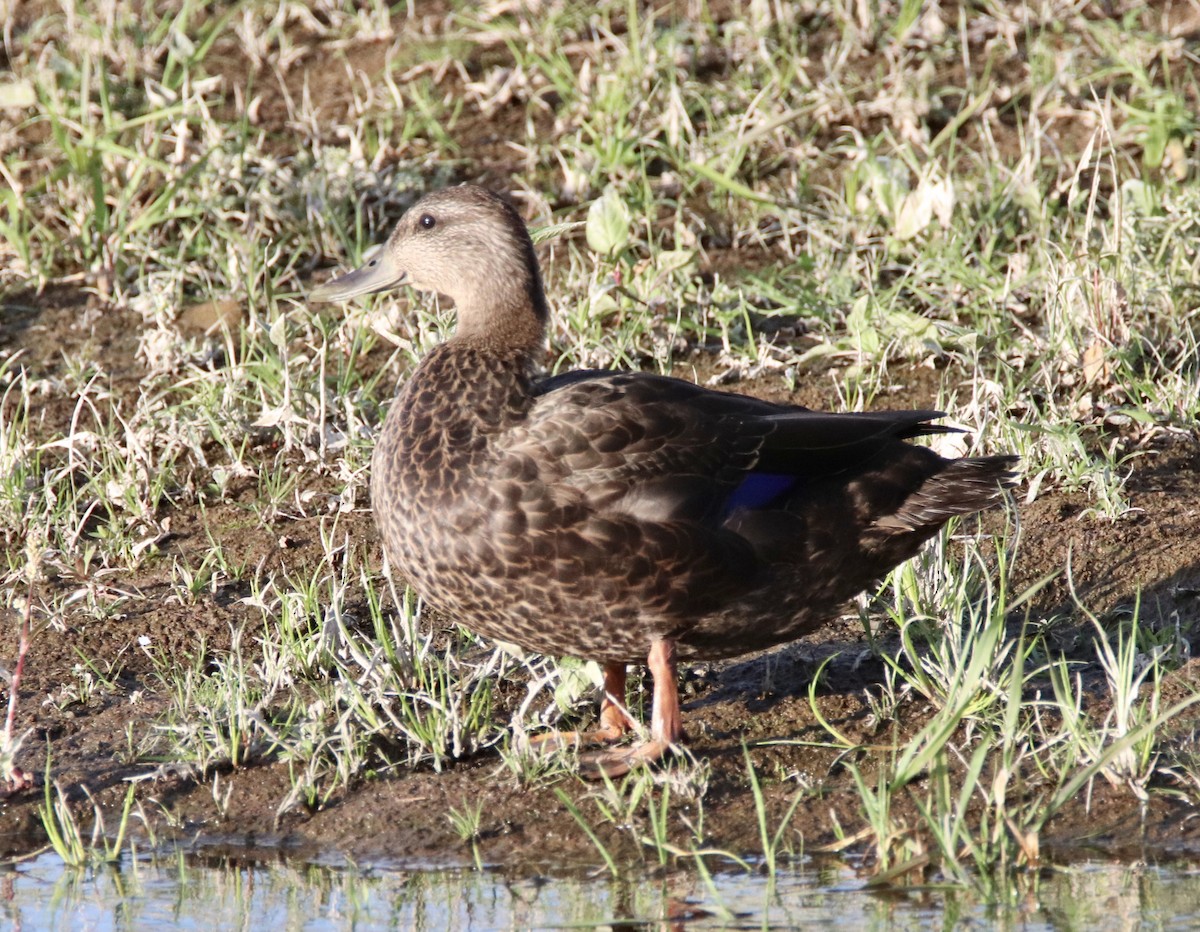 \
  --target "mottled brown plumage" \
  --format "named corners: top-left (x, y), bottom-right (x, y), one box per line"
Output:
top-left (311, 185), bottom-right (1017, 773)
